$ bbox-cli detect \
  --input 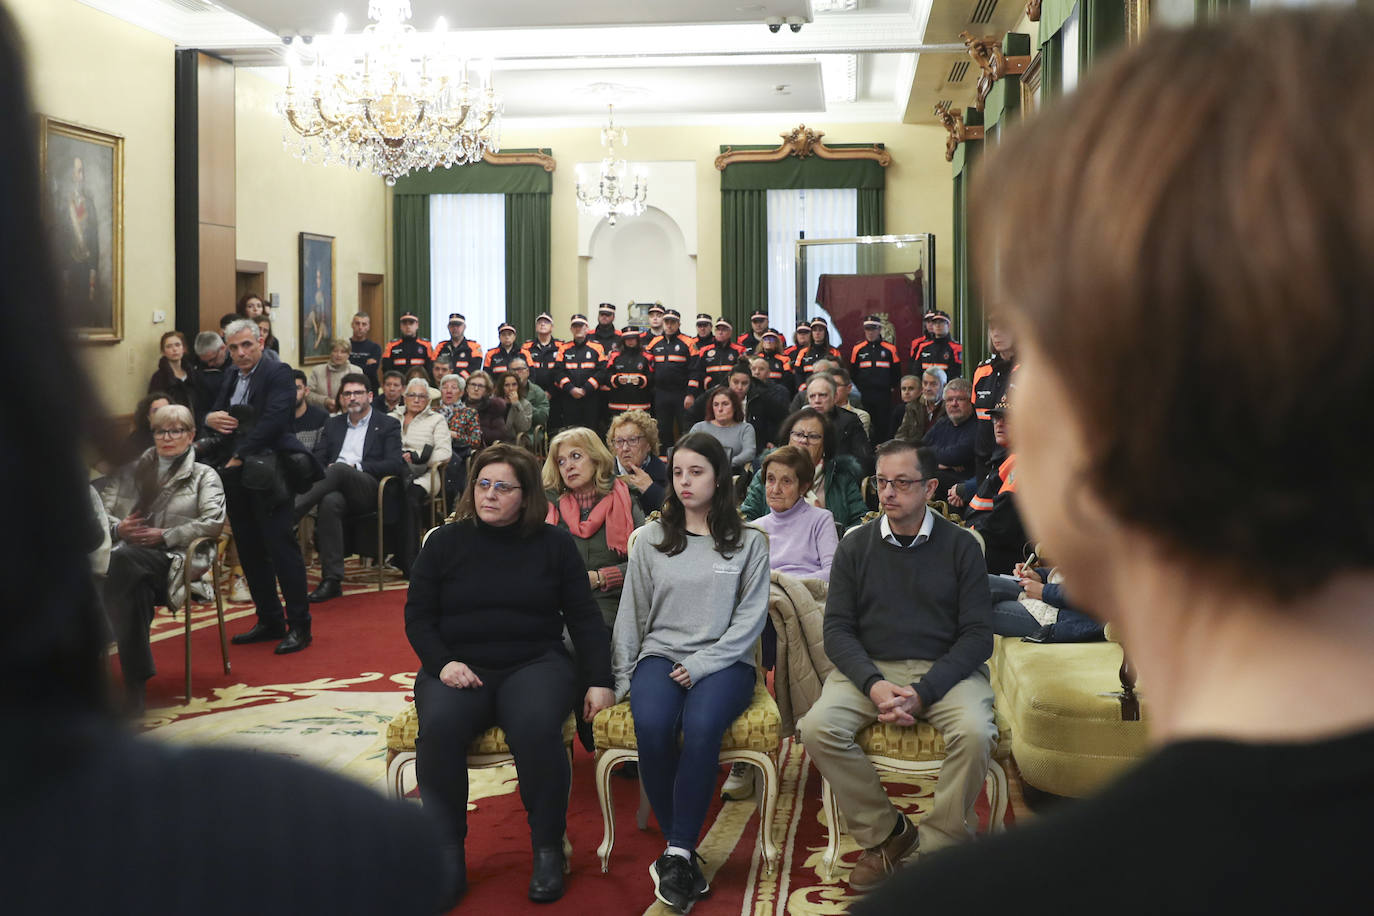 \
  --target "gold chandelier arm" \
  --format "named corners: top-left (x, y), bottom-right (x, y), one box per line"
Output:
top-left (284, 106), bottom-right (325, 138)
